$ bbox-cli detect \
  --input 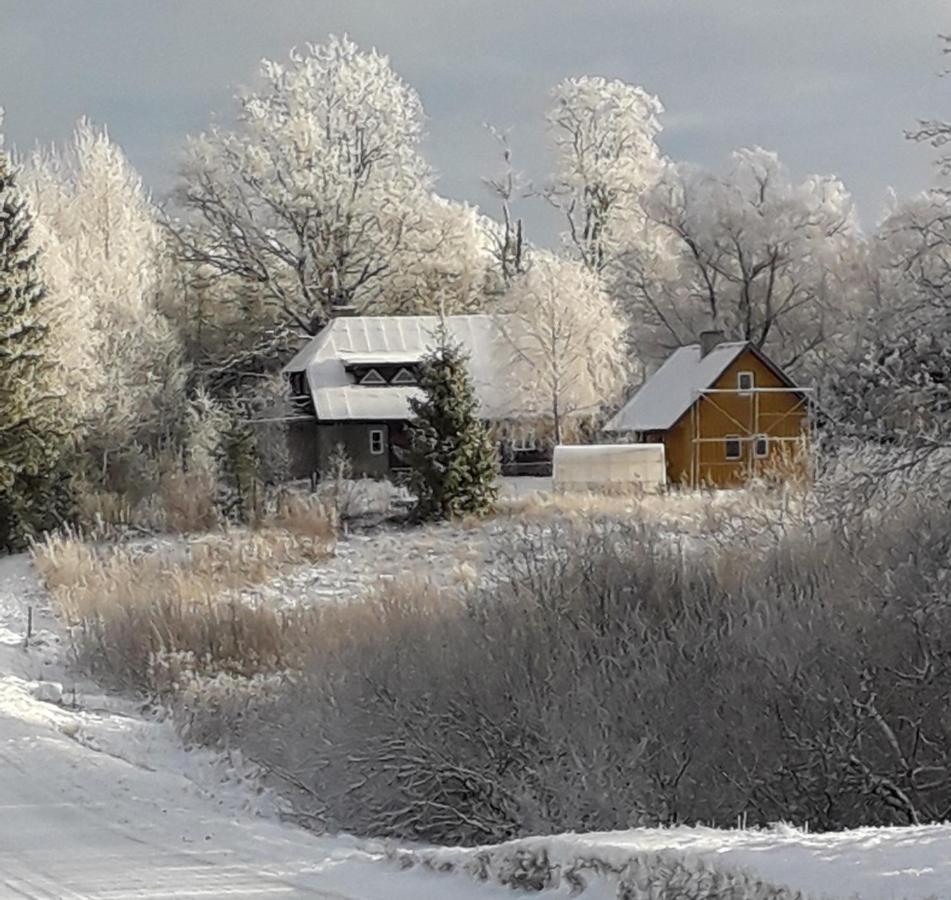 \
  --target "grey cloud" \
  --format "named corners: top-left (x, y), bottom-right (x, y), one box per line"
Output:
top-left (0, 0), bottom-right (947, 240)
